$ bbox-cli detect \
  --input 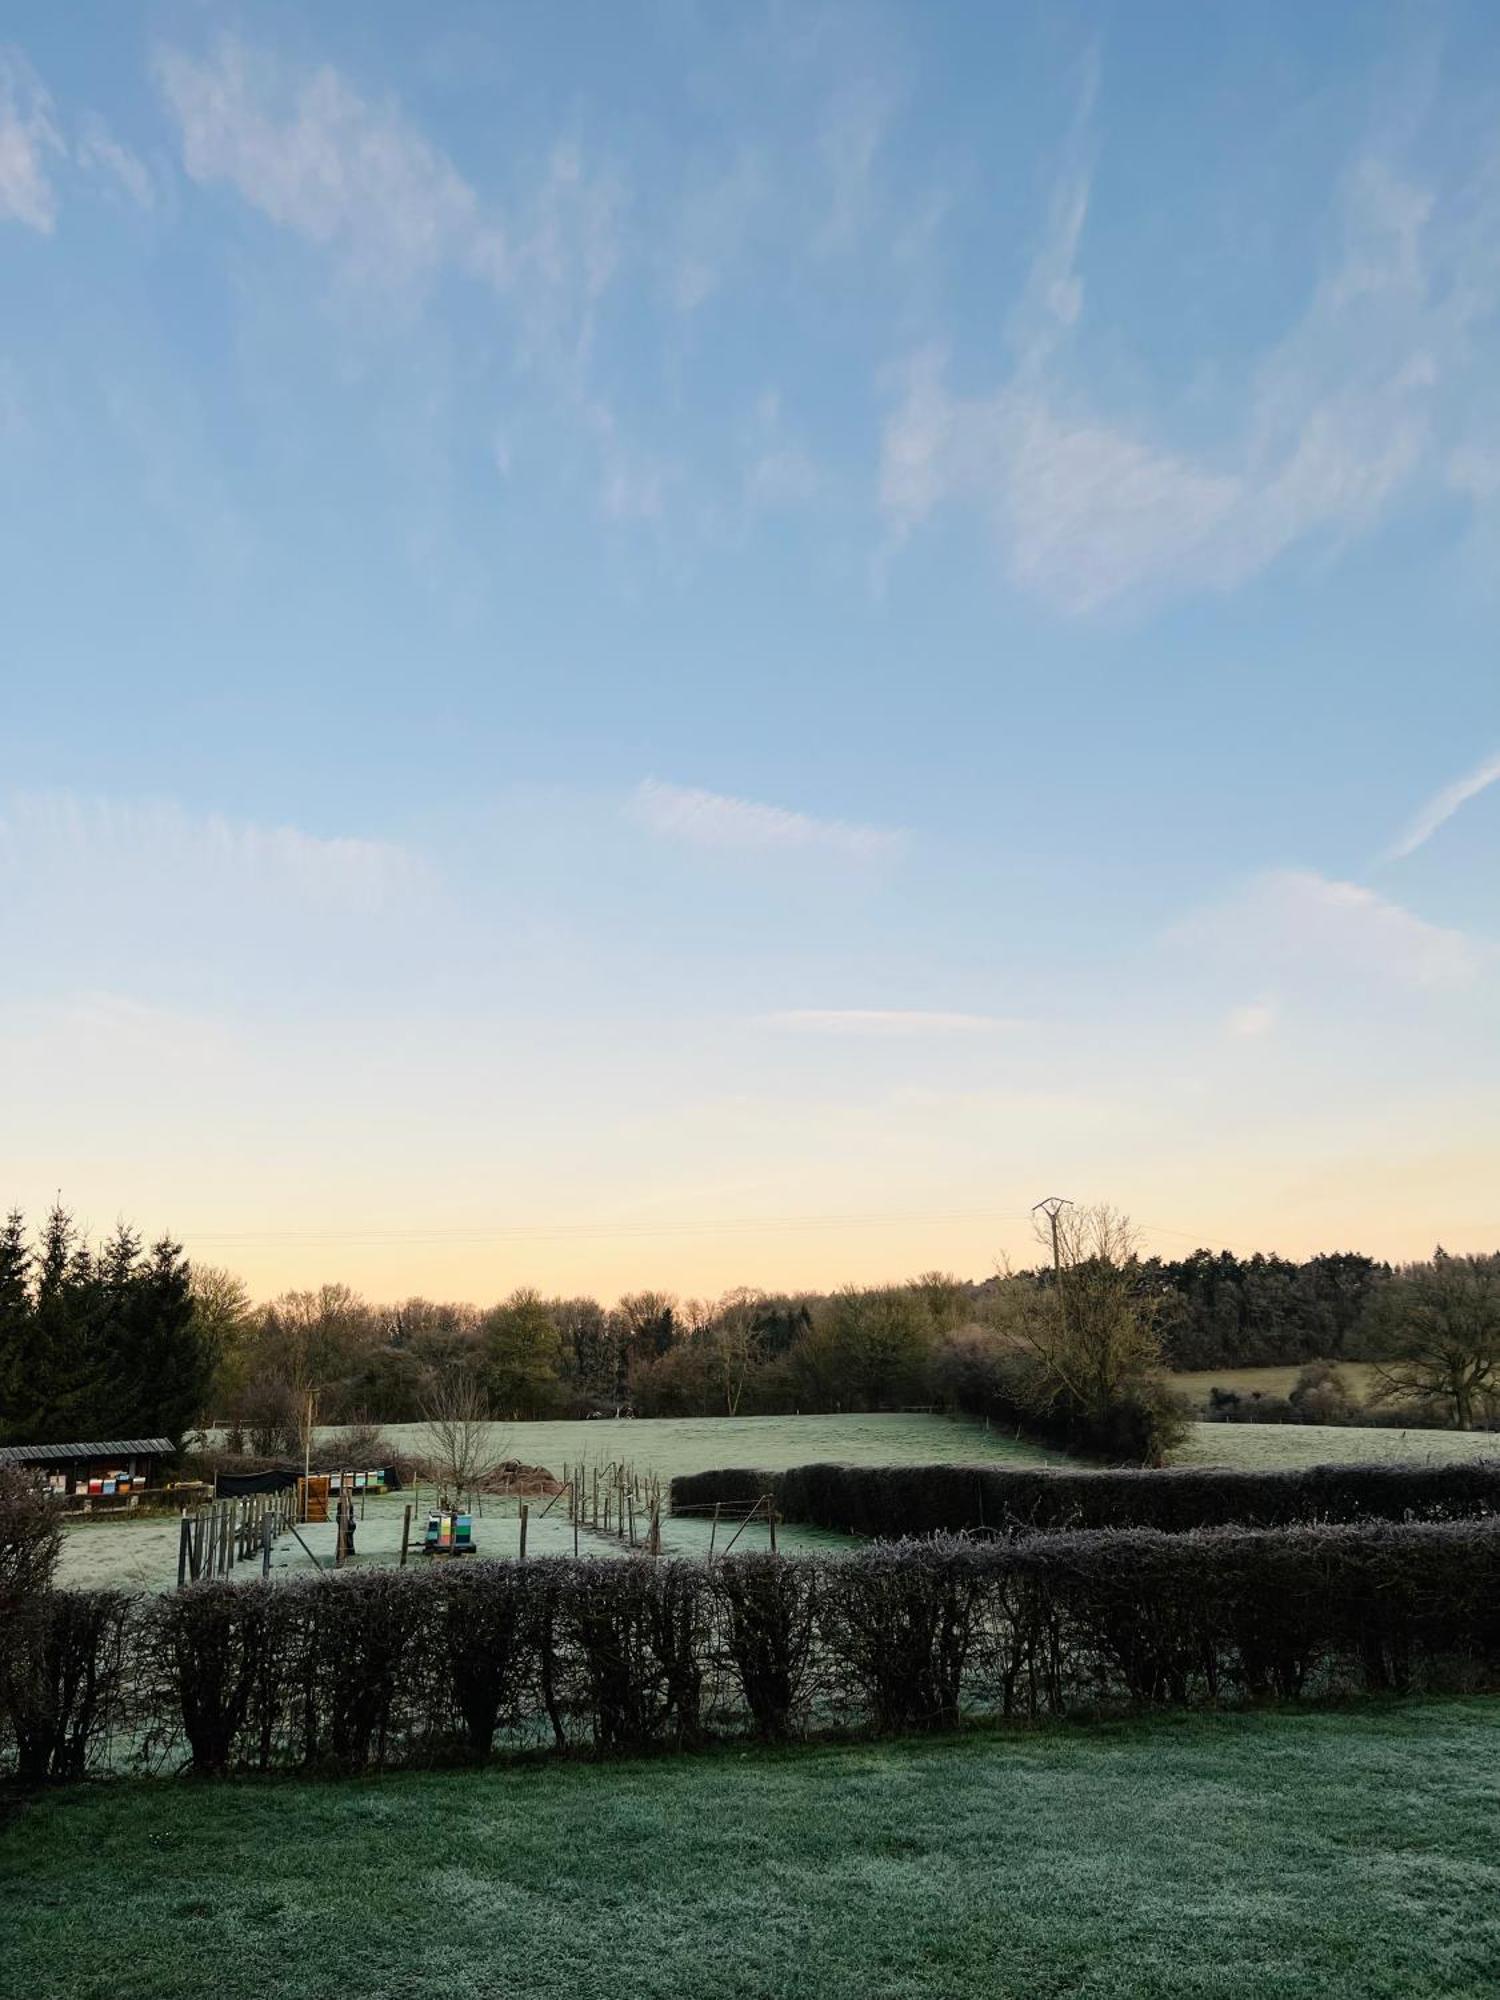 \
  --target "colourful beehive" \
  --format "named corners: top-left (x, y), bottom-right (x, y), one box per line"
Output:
top-left (421, 1511), bottom-right (476, 1556)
